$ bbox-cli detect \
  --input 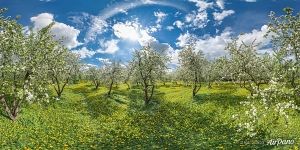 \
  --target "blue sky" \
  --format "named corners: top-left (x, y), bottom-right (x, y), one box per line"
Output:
top-left (1, 0), bottom-right (300, 67)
